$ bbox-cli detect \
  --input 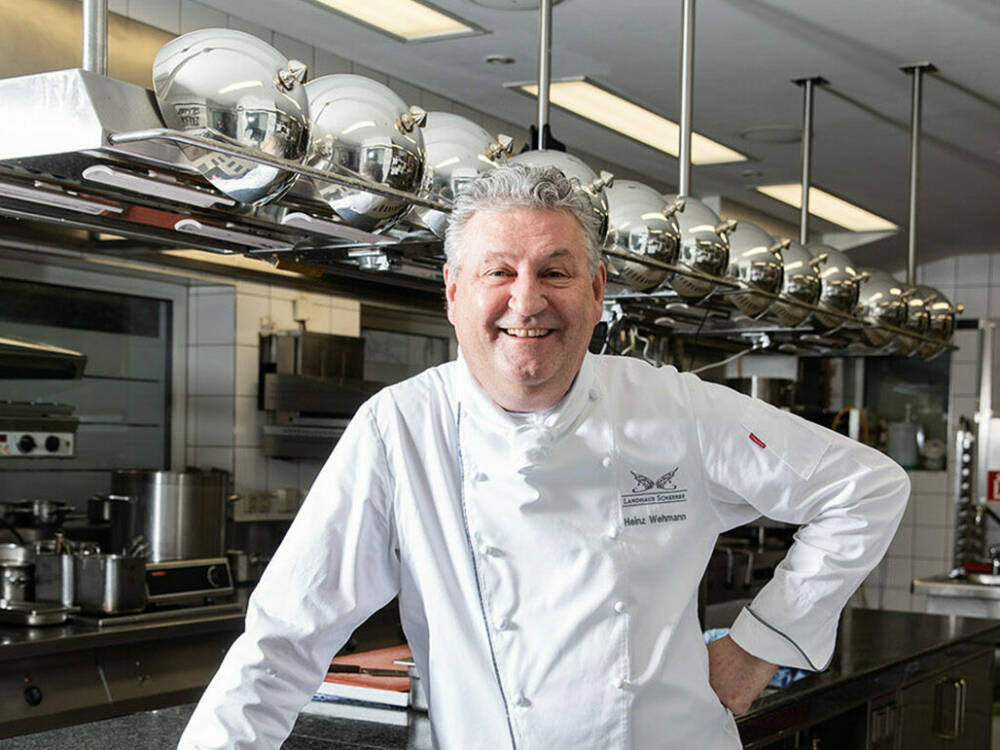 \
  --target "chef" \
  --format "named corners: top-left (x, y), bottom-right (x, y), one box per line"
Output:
top-left (179, 164), bottom-right (908, 750)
